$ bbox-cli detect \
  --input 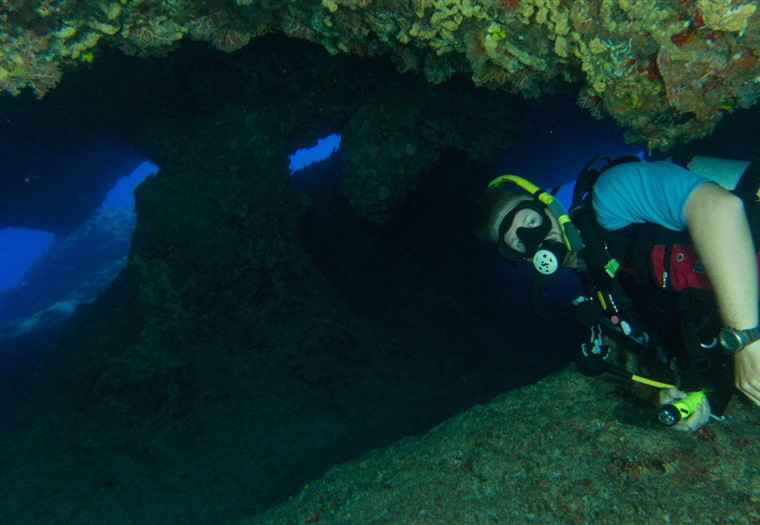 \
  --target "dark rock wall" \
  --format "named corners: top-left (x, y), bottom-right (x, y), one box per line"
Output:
top-left (37, 36), bottom-right (569, 521)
